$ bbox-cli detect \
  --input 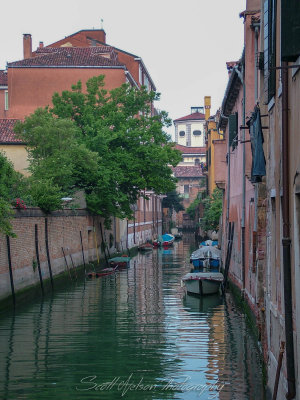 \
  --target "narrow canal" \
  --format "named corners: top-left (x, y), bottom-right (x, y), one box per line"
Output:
top-left (0, 235), bottom-right (264, 400)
